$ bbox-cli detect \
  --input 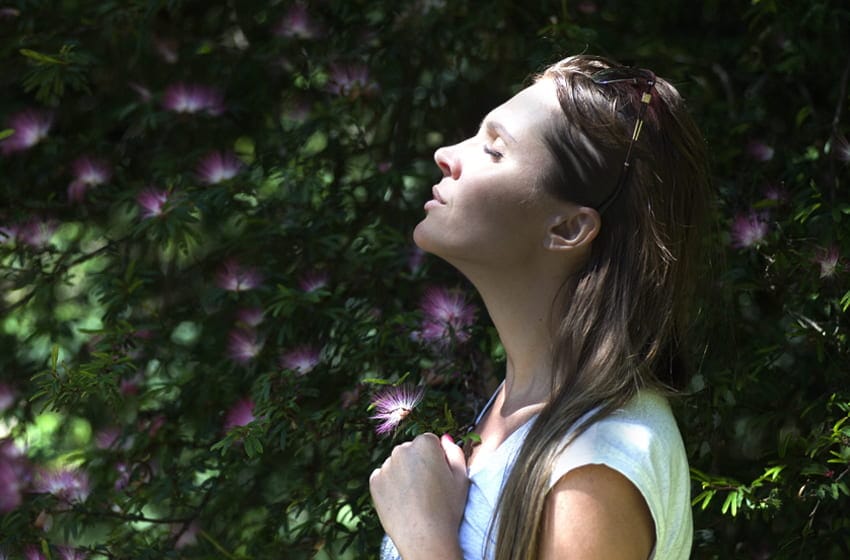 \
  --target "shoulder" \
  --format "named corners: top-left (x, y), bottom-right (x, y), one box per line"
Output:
top-left (546, 390), bottom-right (693, 558)
top-left (540, 464), bottom-right (654, 560)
